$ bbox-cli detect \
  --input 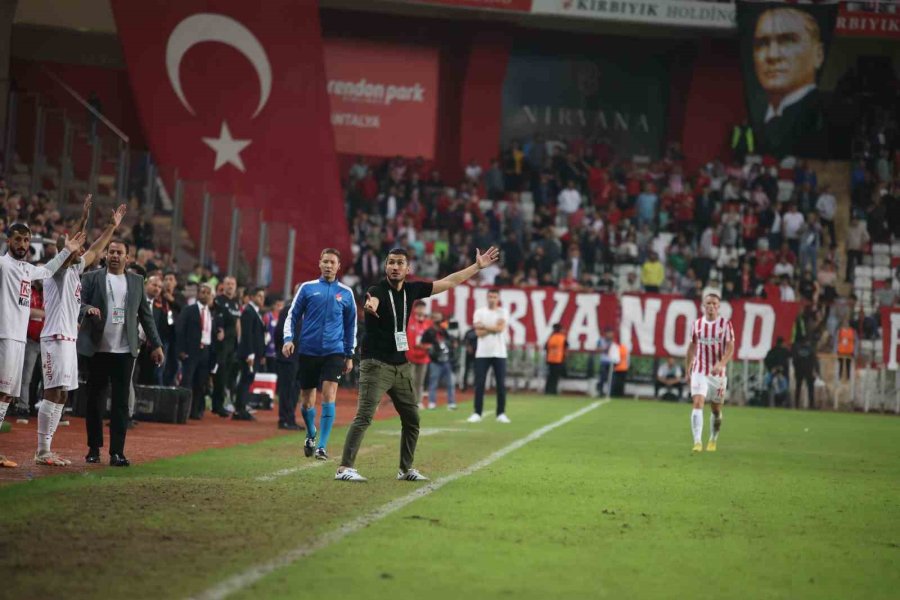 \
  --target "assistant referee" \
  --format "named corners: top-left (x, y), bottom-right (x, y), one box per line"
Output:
top-left (335, 245), bottom-right (499, 482)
